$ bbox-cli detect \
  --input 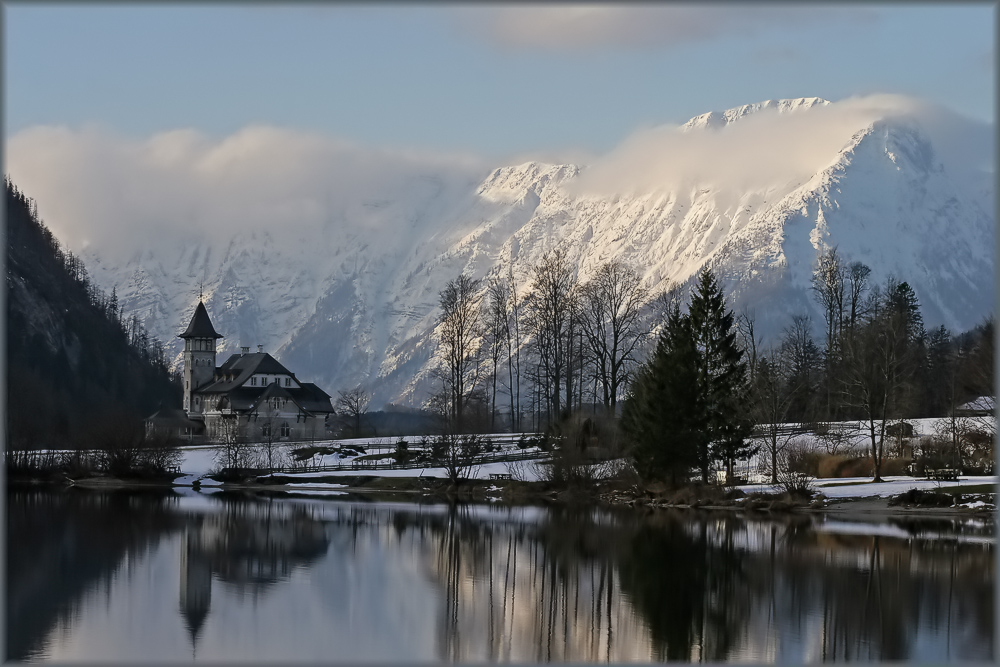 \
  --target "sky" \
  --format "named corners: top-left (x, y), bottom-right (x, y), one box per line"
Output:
top-left (4, 3), bottom-right (995, 159)
top-left (3, 3), bottom-right (996, 254)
